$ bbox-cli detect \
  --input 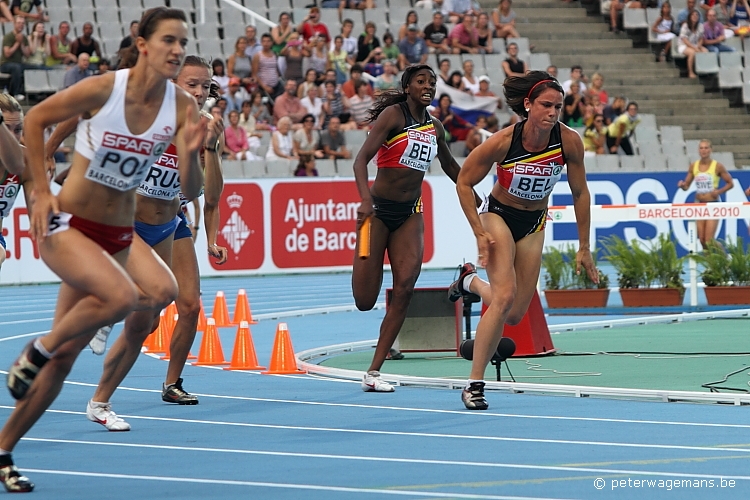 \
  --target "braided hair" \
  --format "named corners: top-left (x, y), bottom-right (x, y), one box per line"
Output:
top-left (366, 63), bottom-right (436, 123)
